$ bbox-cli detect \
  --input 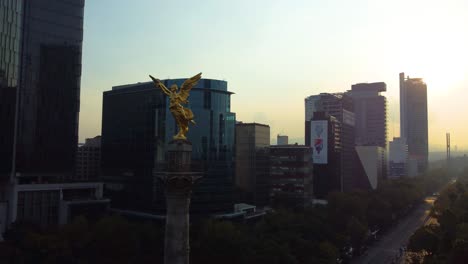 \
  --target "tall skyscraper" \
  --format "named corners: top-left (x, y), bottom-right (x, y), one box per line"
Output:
top-left (0, 1), bottom-right (22, 181)
top-left (346, 82), bottom-right (387, 148)
top-left (310, 112), bottom-right (341, 198)
top-left (0, 0), bottom-right (84, 182)
top-left (15, 0), bottom-right (84, 180)
top-left (235, 122), bottom-right (270, 206)
top-left (0, 0), bottom-right (100, 230)
top-left (102, 78), bottom-right (236, 214)
top-left (399, 72), bottom-right (429, 174)
top-left (305, 93), bottom-right (356, 192)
